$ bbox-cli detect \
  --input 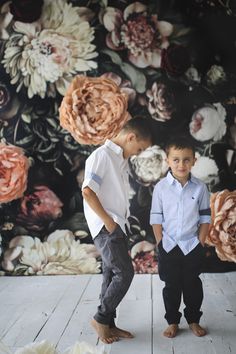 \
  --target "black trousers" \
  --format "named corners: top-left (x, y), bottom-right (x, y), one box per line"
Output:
top-left (93, 225), bottom-right (134, 325)
top-left (157, 241), bottom-right (205, 325)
